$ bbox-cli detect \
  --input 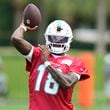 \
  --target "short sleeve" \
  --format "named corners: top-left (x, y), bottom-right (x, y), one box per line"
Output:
top-left (25, 46), bottom-right (41, 72)
top-left (24, 46), bottom-right (34, 62)
top-left (69, 58), bottom-right (90, 81)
